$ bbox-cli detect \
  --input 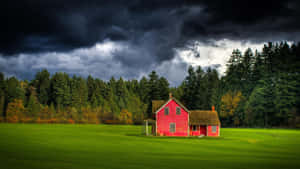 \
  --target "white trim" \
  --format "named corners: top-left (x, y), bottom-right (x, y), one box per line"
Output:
top-left (155, 113), bottom-right (157, 135)
top-left (146, 120), bottom-right (148, 136)
top-left (153, 98), bottom-right (172, 114)
top-left (187, 113), bottom-right (190, 136)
